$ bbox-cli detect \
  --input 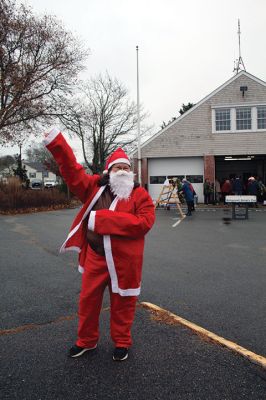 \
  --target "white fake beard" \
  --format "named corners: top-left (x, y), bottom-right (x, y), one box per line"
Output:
top-left (109, 170), bottom-right (134, 200)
